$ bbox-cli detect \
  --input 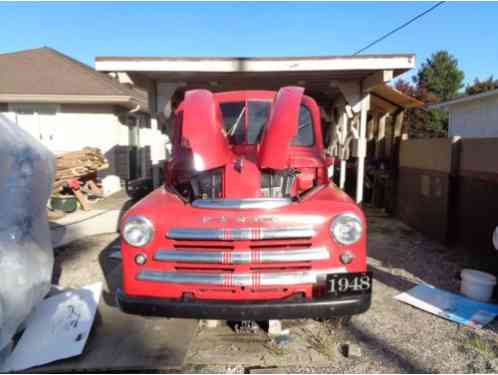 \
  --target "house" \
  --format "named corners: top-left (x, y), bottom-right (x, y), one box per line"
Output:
top-left (0, 47), bottom-right (167, 181)
top-left (434, 88), bottom-right (498, 138)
